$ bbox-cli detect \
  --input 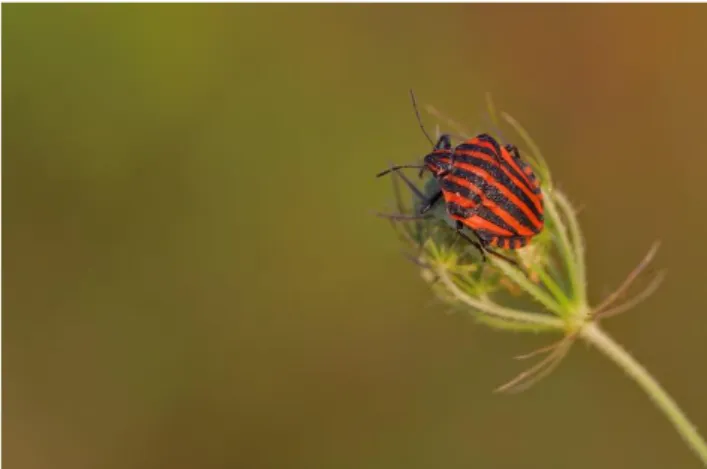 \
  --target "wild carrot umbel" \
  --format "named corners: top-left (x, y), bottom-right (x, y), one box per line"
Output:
top-left (376, 95), bottom-right (707, 466)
